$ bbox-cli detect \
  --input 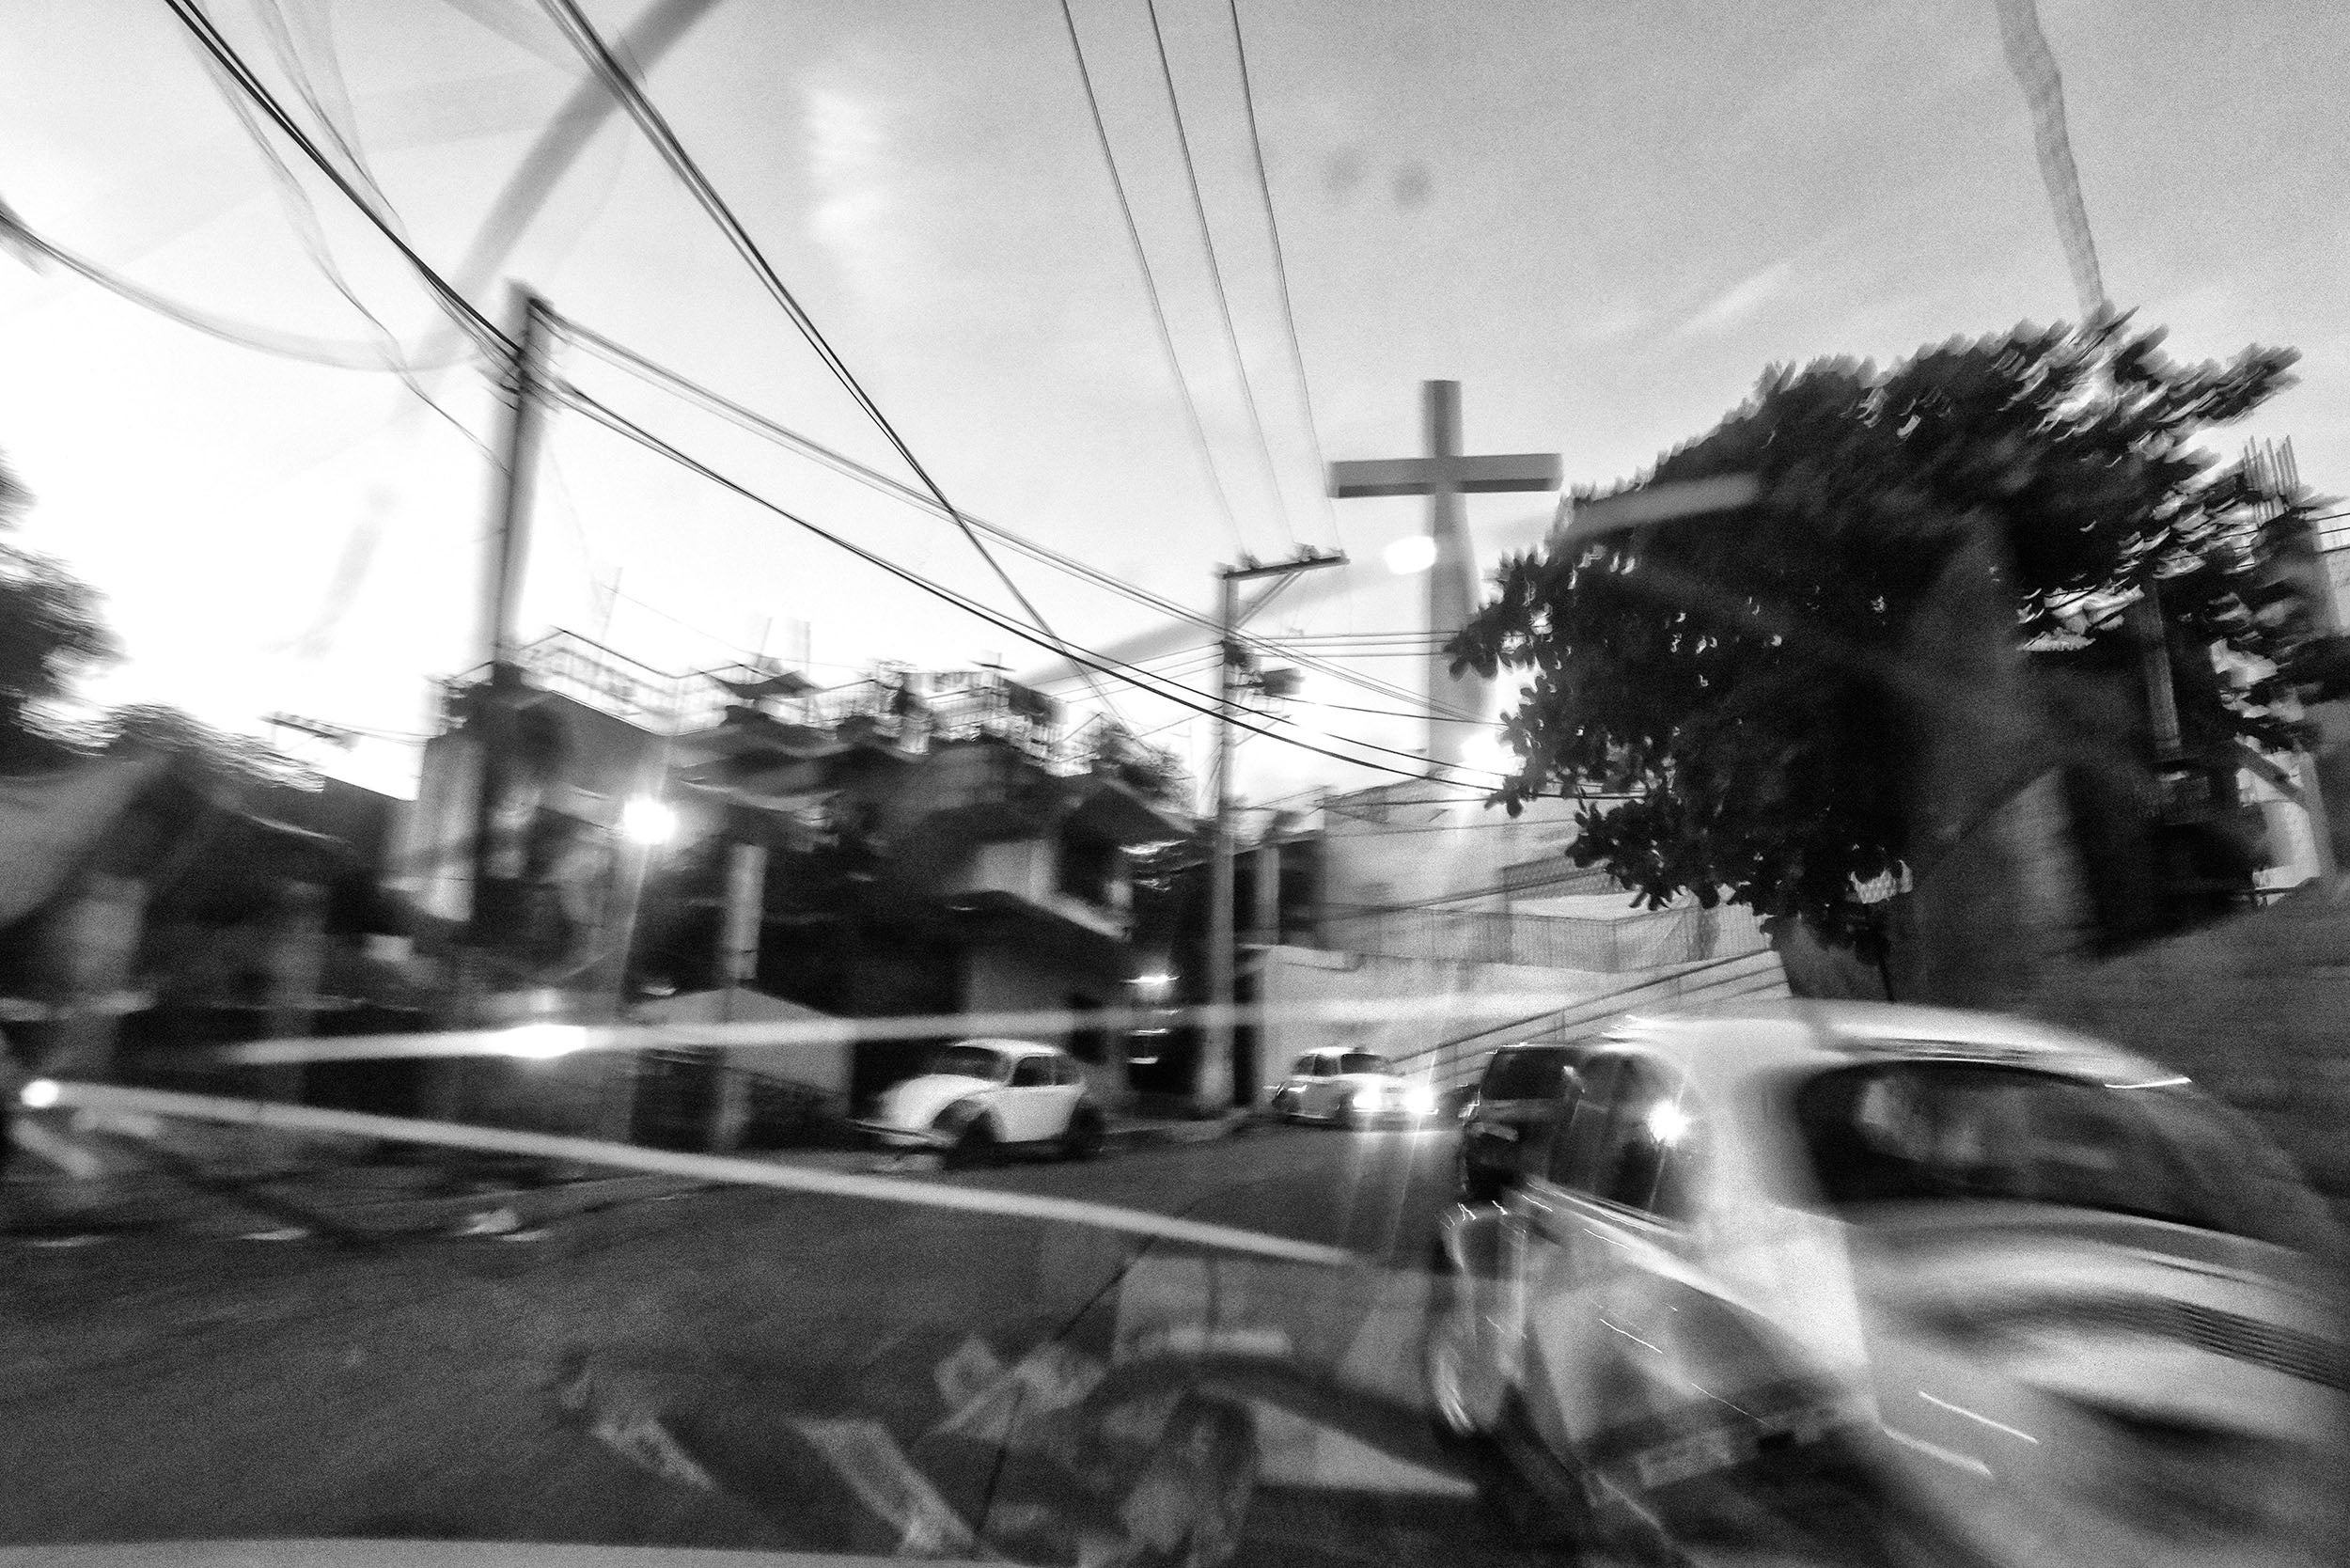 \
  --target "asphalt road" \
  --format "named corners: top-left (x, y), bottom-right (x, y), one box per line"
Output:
top-left (3, 1122), bottom-right (1868, 1566)
top-left (2, 1121), bottom-right (1506, 1563)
